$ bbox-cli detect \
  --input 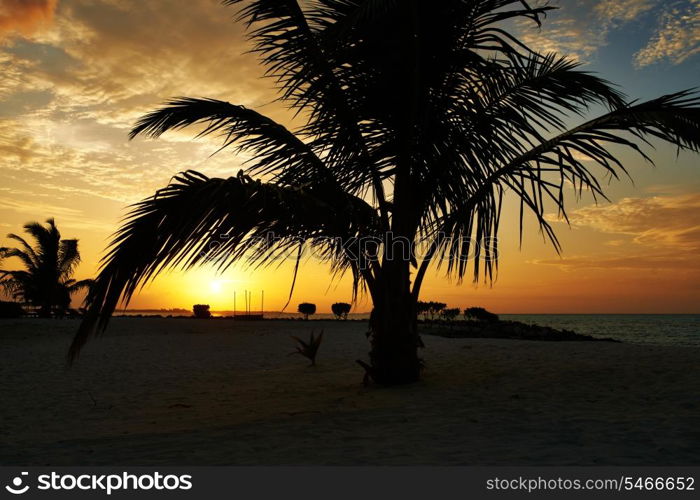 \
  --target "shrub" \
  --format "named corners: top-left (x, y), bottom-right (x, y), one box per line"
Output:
top-left (297, 302), bottom-right (316, 320)
top-left (192, 304), bottom-right (212, 319)
top-left (417, 301), bottom-right (447, 321)
top-left (331, 302), bottom-right (351, 320)
top-left (441, 307), bottom-right (460, 322)
top-left (464, 307), bottom-right (499, 322)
